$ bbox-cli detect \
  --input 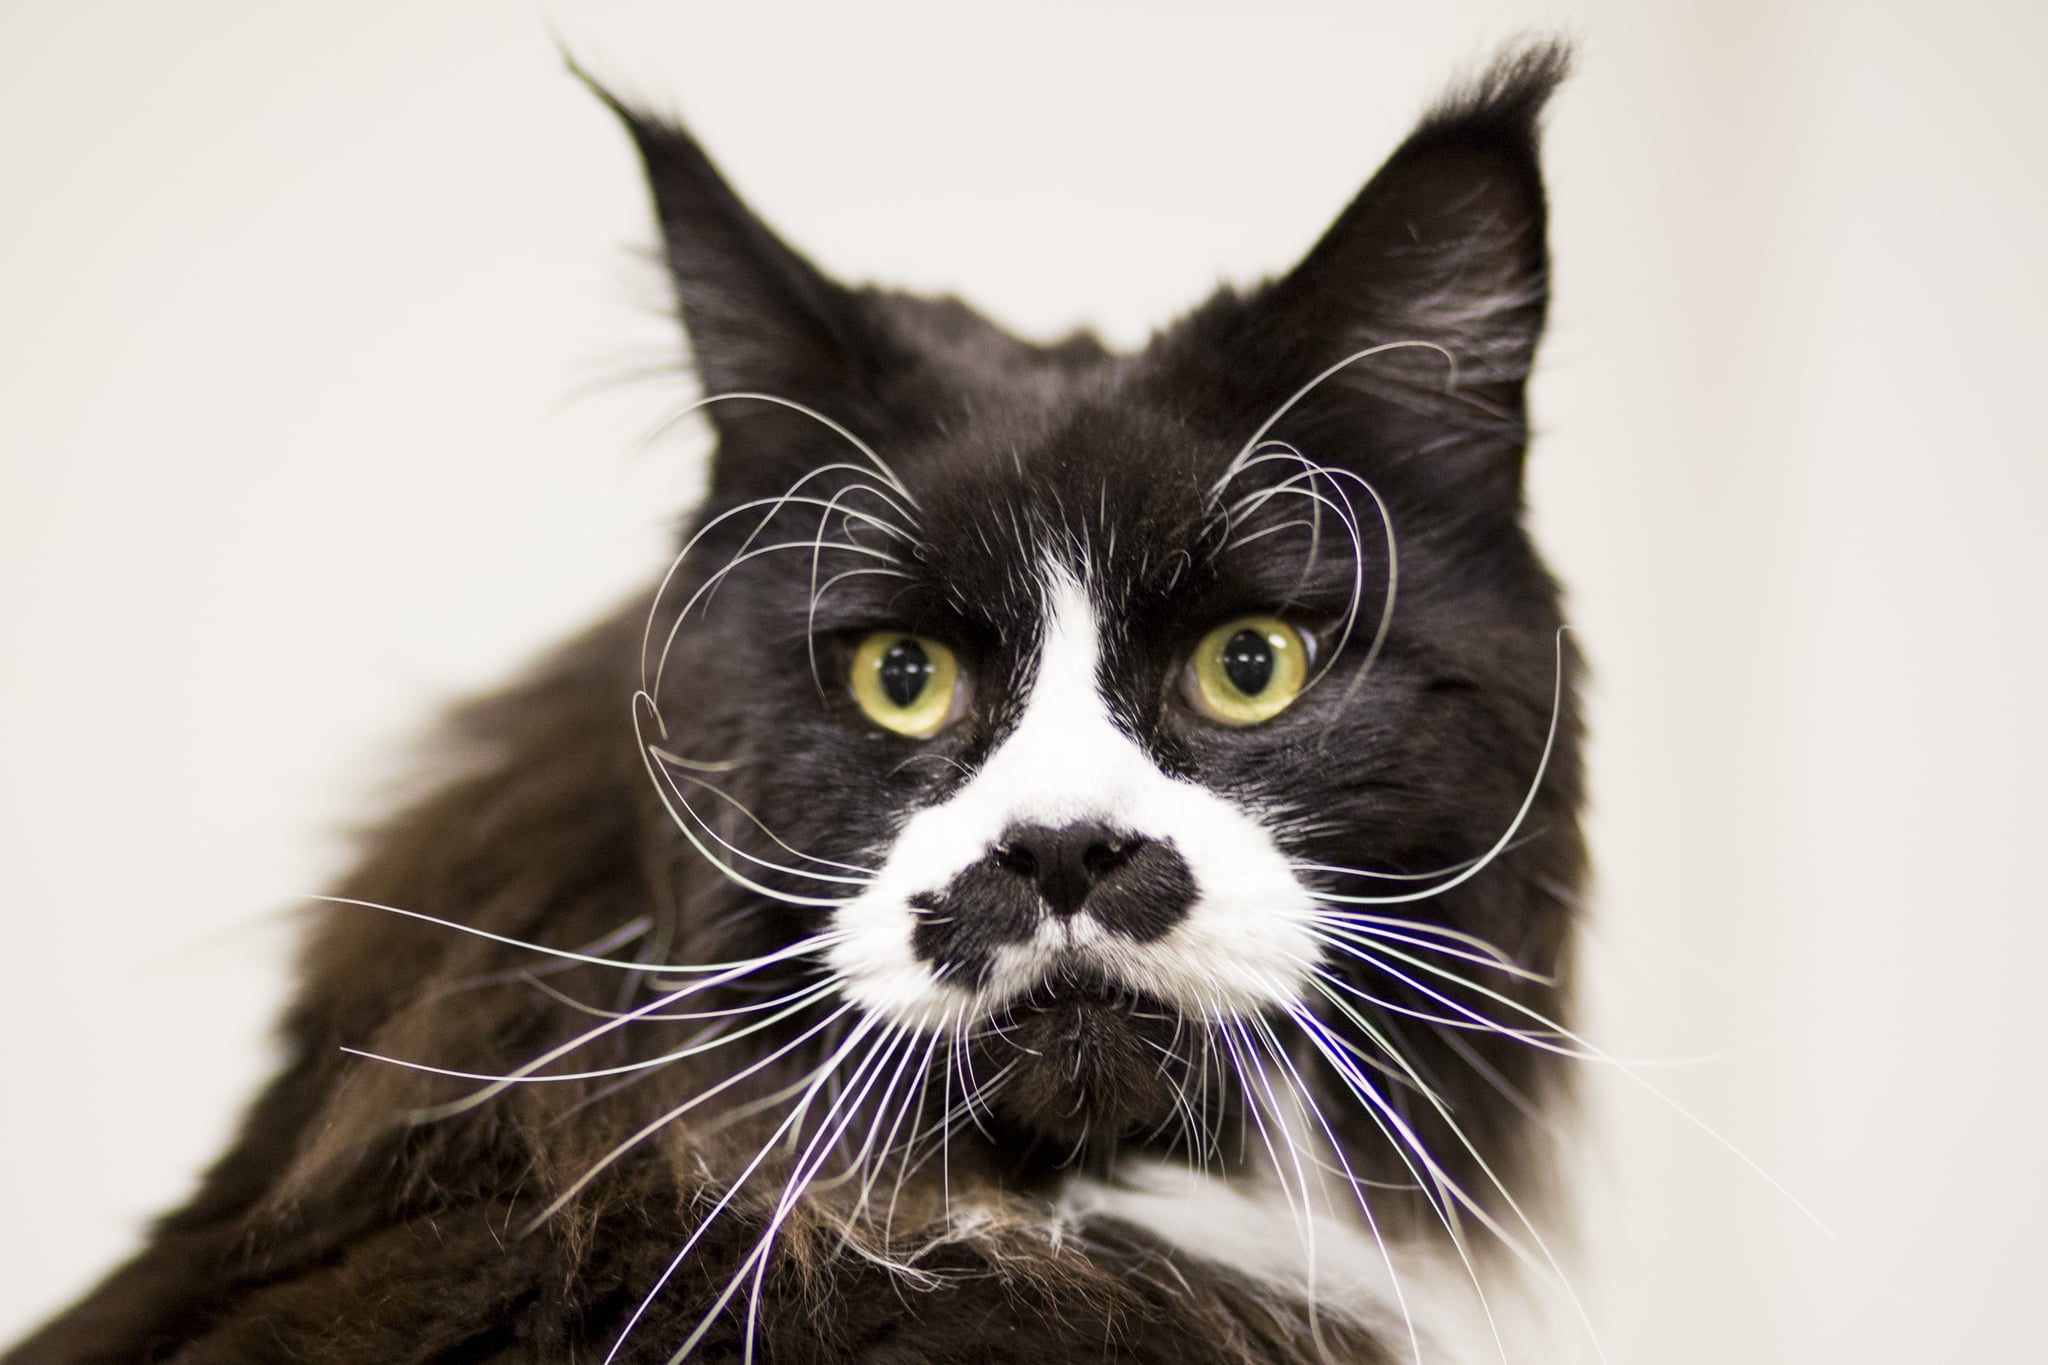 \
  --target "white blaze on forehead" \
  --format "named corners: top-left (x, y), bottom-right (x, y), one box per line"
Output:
top-left (828, 566), bottom-right (1319, 1025)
